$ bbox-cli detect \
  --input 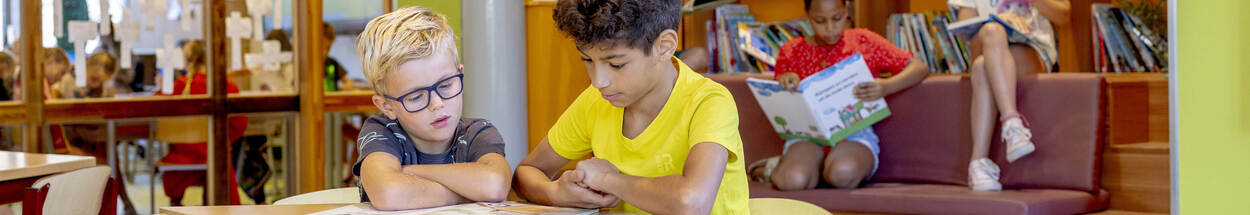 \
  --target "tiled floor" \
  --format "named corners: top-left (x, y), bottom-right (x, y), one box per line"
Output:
top-left (119, 171), bottom-right (289, 214)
